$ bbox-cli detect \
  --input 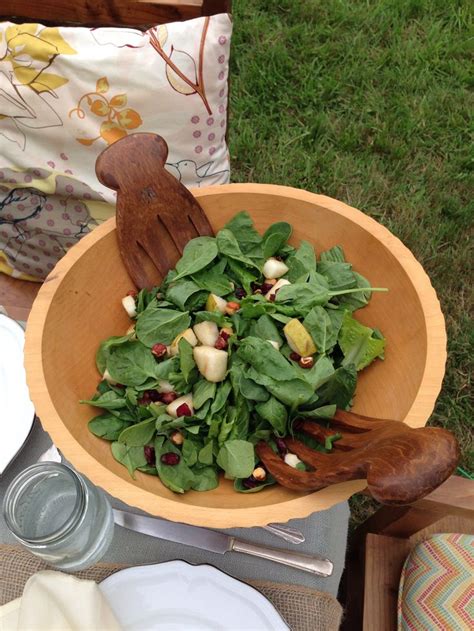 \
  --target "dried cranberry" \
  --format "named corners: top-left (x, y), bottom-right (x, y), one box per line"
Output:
top-left (176, 403), bottom-right (192, 417)
top-left (138, 392), bottom-right (151, 405)
top-left (160, 392), bottom-right (177, 405)
top-left (275, 438), bottom-right (288, 456)
top-left (261, 282), bottom-right (273, 294)
top-left (160, 452), bottom-right (180, 466)
top-left (289, 352), bottom-right (301, 362)
top-left (220, 329), bottom-right (231, 341)
top-left (144, 389), bottom-right (161, 402)
top-left (214, 336), bottom-right (228, 350)
top-left (151, 343), bottom-right (167, 359)
top-left (235, 287), bottom-right (246, 299)
top-left (268, 293), bottom-right (276, 302)
top-left (144, 445), bottom-right (156, 465)
top-left (127, 289), bottom-right (138, 297)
